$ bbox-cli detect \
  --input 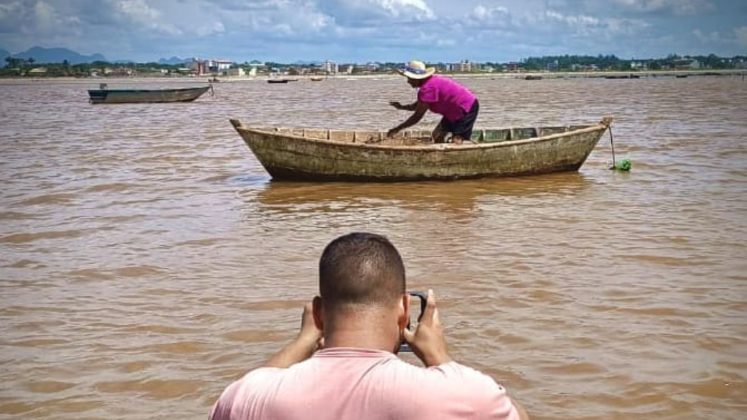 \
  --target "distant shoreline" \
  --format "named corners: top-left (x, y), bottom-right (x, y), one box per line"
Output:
top-left (0, 69), bottom-right (743, 85)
